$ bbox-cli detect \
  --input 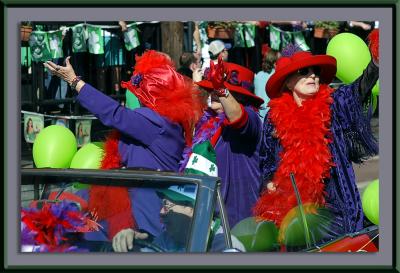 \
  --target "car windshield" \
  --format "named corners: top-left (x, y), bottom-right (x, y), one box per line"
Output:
top-left (21, 169), bottom-right (201, 253)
